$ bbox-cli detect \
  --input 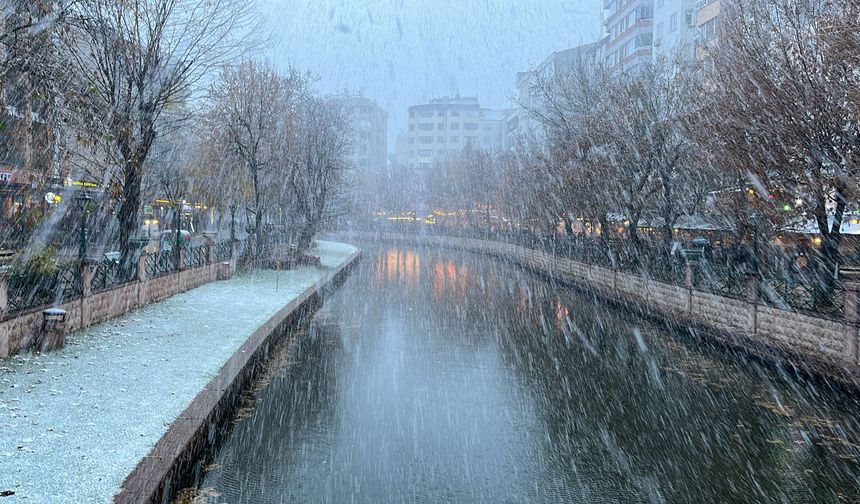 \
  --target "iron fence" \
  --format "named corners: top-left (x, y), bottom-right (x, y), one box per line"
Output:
top-left (213, 241), bottom-right (232, 262)
top-left (6, 262), bottom-right (81, 314)
top-left (145, 250), bottom-right (177, 278)
top-left (91, 259), bottom-right (137, 293)
top-left (184, 245), bottom-right (207, 268)
top-left (467, 229), bottom-right (847, 317)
